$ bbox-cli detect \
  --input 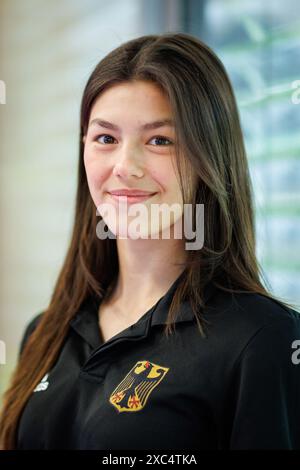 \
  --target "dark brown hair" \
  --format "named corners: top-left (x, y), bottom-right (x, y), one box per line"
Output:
top-left (0, 31), bottom-right (297, 449)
